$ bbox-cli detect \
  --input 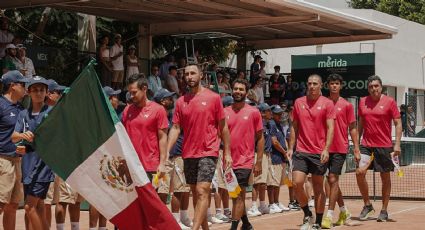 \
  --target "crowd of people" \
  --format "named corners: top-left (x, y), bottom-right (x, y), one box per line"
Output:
top-left (0, 15), bottom-right (403, 230)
